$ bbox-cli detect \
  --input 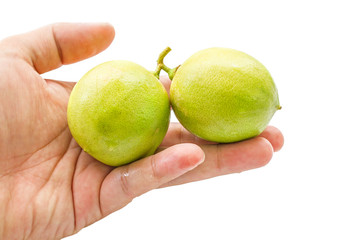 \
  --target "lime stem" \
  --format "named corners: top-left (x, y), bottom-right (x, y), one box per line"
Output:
top-left (153, 47), bottom-right (179, 80)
